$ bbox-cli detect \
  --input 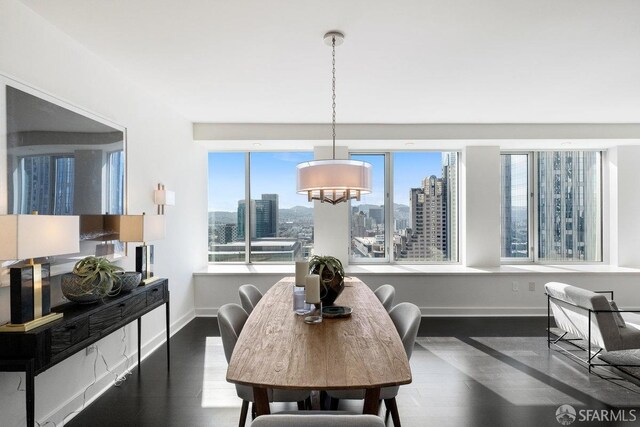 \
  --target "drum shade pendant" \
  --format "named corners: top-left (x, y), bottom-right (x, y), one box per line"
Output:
top-left (297, 31), bottom-right (372, 205)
